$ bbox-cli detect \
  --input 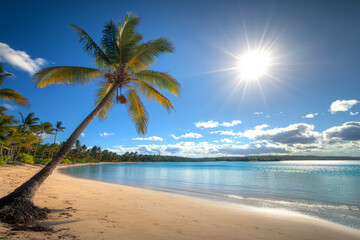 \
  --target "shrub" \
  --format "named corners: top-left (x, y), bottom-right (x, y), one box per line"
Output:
top-left (19, 153), bottom-right (34, 164)
top-left (61, 158), bottom-right (72, 164)
top-left (35, 158), bottom-right (52, 164)
top-left (0, 157), bottom-right (5, 166)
